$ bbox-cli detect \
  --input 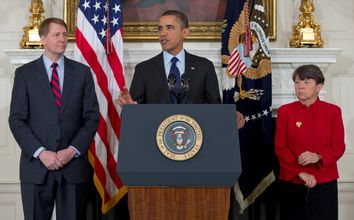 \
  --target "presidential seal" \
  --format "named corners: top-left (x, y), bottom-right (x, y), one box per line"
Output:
top-left (156, 114), bottom-right (203, 161)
